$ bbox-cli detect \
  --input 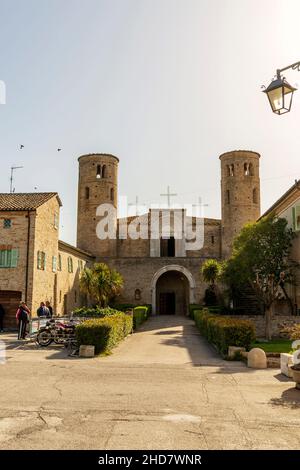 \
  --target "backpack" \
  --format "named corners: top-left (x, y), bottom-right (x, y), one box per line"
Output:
top-left (20, 308), bottom-right (29, 322)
